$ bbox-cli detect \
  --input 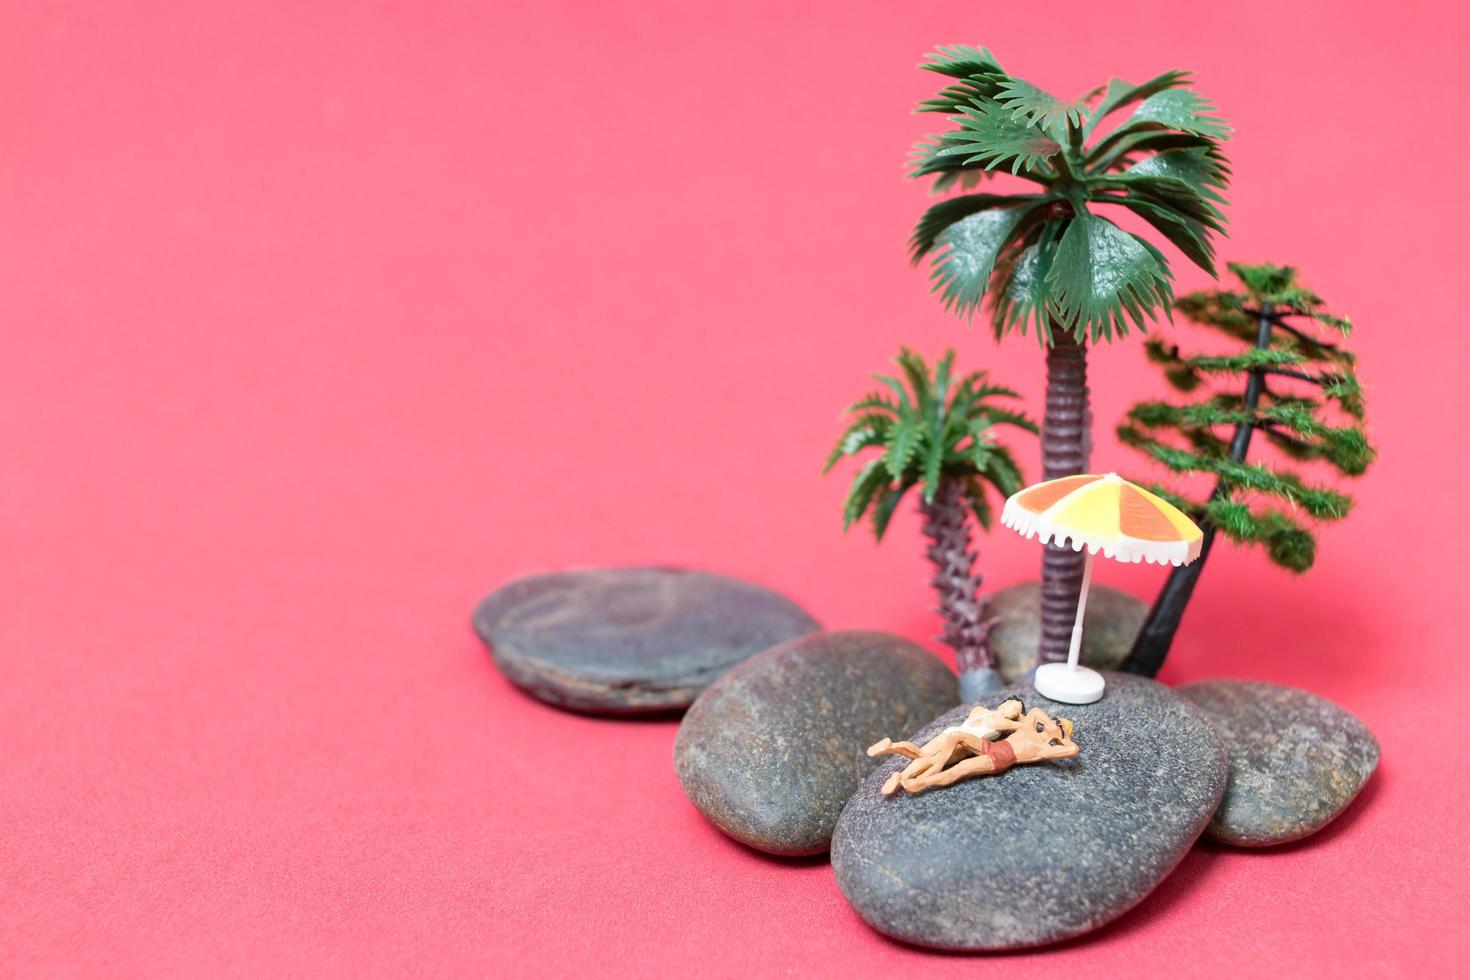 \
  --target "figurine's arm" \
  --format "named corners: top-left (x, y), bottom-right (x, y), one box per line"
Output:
top-left (1004, 727), bottom-right (1080, 764)
top-left (962, 699), bottom-right (1026, 736)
